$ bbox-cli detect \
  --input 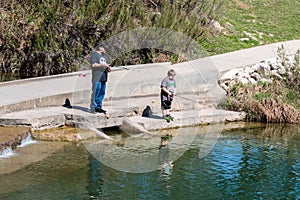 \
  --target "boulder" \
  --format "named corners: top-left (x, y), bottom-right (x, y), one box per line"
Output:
top-left (259, 62), bottom-right (271, 72)
top-left (277, 68), bottom-right (286, 75)
top-left (287, 55), bottom-right (296, 66)
top-left (244, 66), bottom-right (254, 74)
top-left (270, 70), bottom-right (283, 79)
top-left (220, 68), bottom-right (241, 82)
top-left (240, 38), bottom-right (250, 42)
top-left (251, 63), bottom-right (260, 72)
top-left (219, 54), bottom-right (297, 91)
top-left (248, 78), bottom-right (257, 85)
top-left (259, 78), bottom-right (272, 84)
top-left (251, 72), bottom-right (261, 81)
top-left (220, 82), bottom-right (229, 91)
top-left (239, 72), bottom-right (251, 79)
top-left (266, 57), bottom-right (278, 66)
top-left (270, 62), bottom-right (279, 70)
top-left (237, 77), bottom-right (249, 85)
